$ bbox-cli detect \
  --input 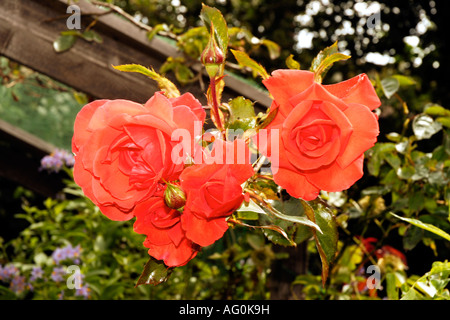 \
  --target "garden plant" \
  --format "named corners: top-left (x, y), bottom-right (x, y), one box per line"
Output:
top-left (0, 2), bottom-right (449, 301)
